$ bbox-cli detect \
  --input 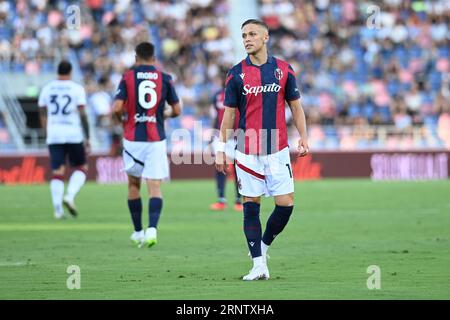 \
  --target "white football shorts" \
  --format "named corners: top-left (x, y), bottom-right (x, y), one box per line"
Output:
top-left (122, 139), bottom-right (169, 179)
top-left (235, 147), bottom-right (294, 197)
